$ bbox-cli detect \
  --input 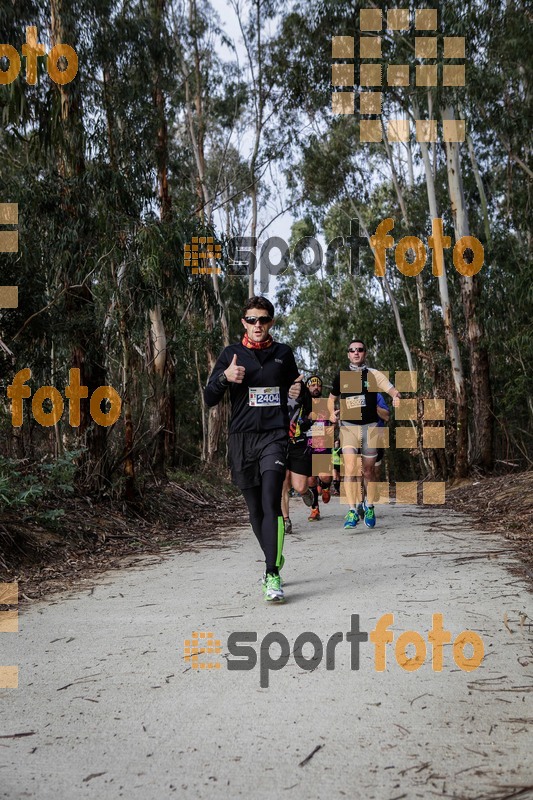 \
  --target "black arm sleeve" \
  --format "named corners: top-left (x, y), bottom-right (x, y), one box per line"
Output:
top-left (298, 389), bottom-right (313, 431)
top-left (286, 348), bottom-right (300, 386)
top-left (331, 371), bottom-right (341, 397)
top-left (204, 348), bottom-right (232, 408)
